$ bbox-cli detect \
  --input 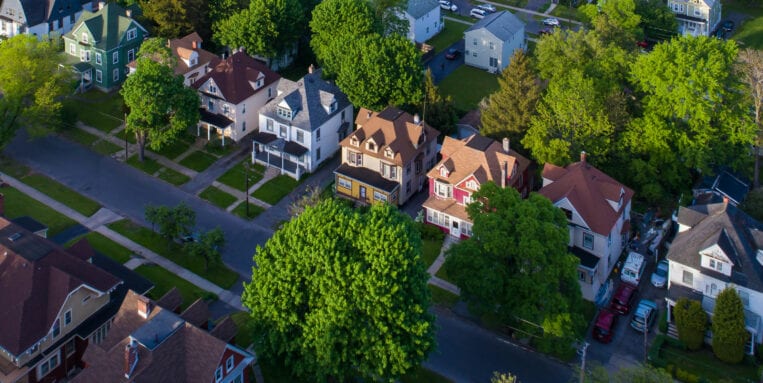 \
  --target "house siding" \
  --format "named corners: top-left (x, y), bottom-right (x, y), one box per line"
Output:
top-left (667, 0), bottom-right (721, 36)
top-left (464, 26), bottom-right (525, 72)
top-left (405, 6), bottom-right (442, 43)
